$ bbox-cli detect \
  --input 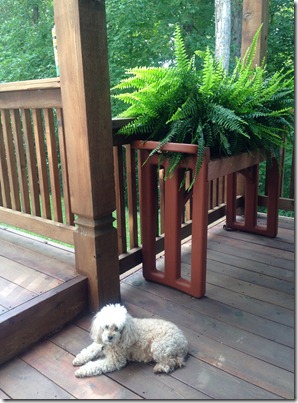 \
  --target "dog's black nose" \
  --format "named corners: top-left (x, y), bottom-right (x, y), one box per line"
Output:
top-left (108, 335), bottom-right (113, 341)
